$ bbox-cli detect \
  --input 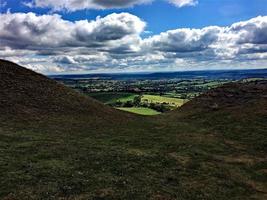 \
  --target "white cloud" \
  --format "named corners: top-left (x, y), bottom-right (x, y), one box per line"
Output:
top-left (0, 12), bottom-right (267, 73)
top-left (0, 12), bottom-right (145, 50)
top-left (168, 0), bottom-right (198, 8)
top-left (143, 16), bottom-right (267, 60)
top-left (143, 26), bottom-right (221, 53)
